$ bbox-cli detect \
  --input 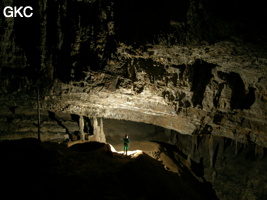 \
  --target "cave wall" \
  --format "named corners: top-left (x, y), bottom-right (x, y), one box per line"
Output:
top-left (171, 132), bottom-right (267, 200)
top-left (0, 0), bottom-right (267, 148)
